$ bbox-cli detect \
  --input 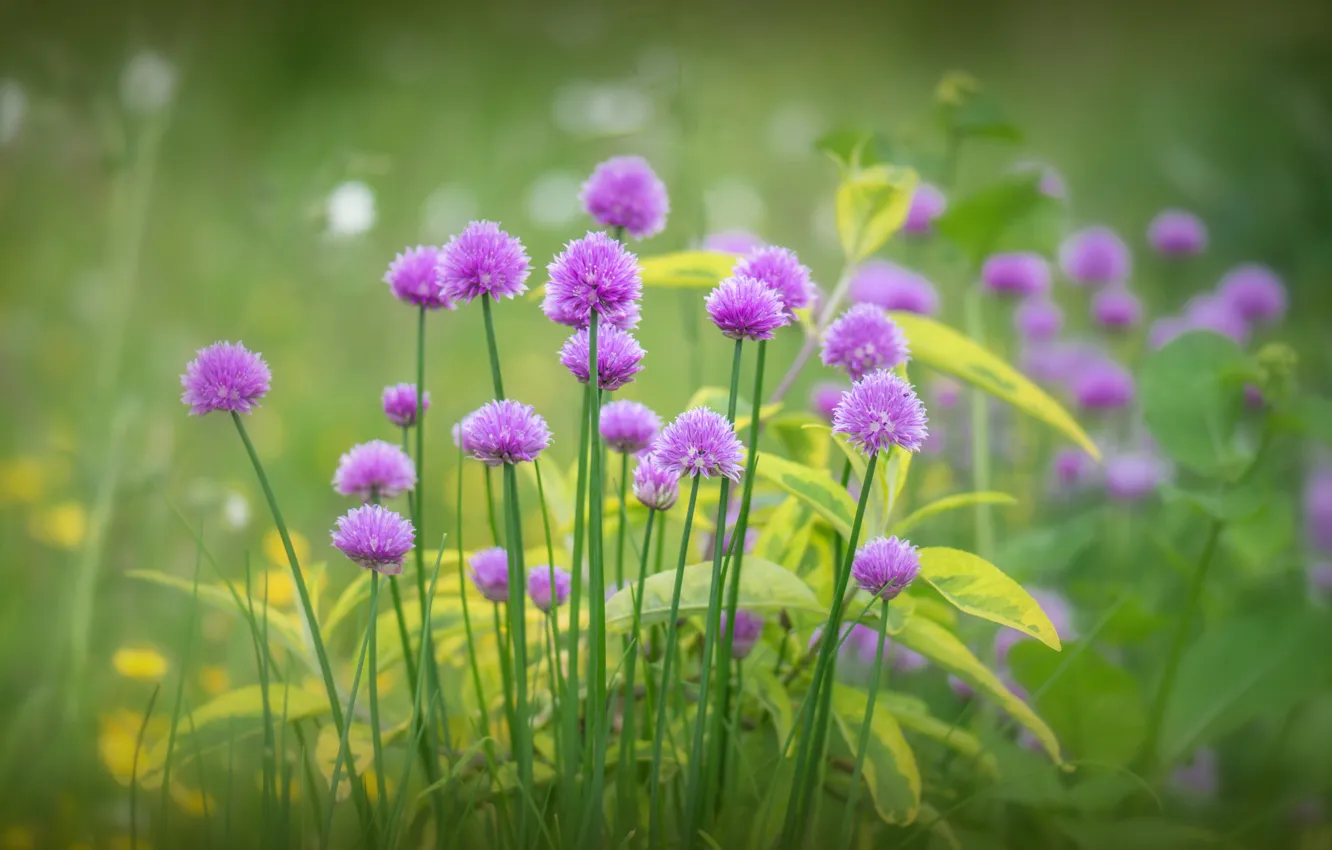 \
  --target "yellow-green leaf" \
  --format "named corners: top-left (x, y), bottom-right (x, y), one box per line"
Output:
top-left (684, 386), bottom-right (782, 432)
top-left (878, 692), bottom-right (997, 778)
top-left (754, 453), bottom-right (855, 538)
top-left (888, 311), bottom-right (1100, 459)
top-left (835, 165), bottom-right (919, 262)
top-left (604, 557), bottom-right (821, 631)
top-left (916, 547), bottom-right (1061, 650)
top-left (891, 492), bottom-right (1017, 537)
top-left (639, 251), bottom-right (739, 288)
top-left (753, 496), bottom-right (815, 567)
top-left (770, 412), bottom-right (832, 469)
top-left (830, 683), bottom-right (921, 825)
